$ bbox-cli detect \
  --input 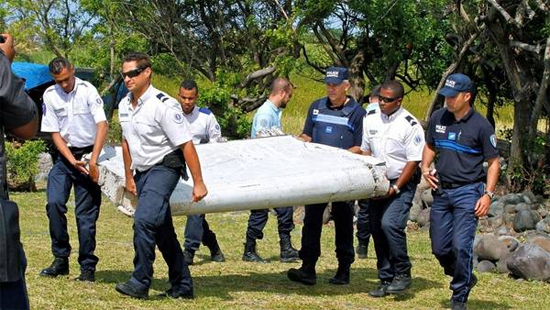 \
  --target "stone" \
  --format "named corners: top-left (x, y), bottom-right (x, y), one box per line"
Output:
top-left (35, 152), bottom-right (54, 182)
top-left (538, 207), bottom-right (549, 218)
top-left (513, 210), bottom-right (541, 232)
top-left (409, 202), bottom-right (422, 222)
top-left (487, 216), bottom-right (503, 229)
top-left (488, 201), bottom-right (505, 217)
top-left (536, 217), bottom-right (550, 234)
top-left (420, 189), bottom-right (433, 207)
top-left (527, 234), bottom-right (550, 253)
top-left (416, 208), bottom-right (431, 228)
top-left (474, 234), bottom-right (509, 261)
top-left (476, 260), bottom-right (496, 273)
top-left (514, 203), bottom-right (530, 212)
top-left (504, 204), bottom-right (517, 214)
top-left (522, 191), bottom-right (538, 204)
top-left (503, 213), bottom-right (515, 225)
top-left (496, 226), bottom-right (509, 236)
top-left (496, 258), bottom-right (510, 274)
top-left (507, 243), bottom-right (550, 281)
top-left (498, 236), bottom-right (520, 252)
top-left (500, 193), bottom-right (523, 205)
